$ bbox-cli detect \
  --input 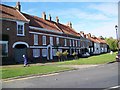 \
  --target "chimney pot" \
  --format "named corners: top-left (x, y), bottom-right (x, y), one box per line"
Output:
top-left (42, 12), bottom-right (46, 20)
top-left (56, 16), bottom-right (59, 23)
top-left (48, 14), bottom-right (52, 21)
top-left (67, 22), bottom-right (72, 28)
top-left (16, 2), bottom-right (21, 11)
